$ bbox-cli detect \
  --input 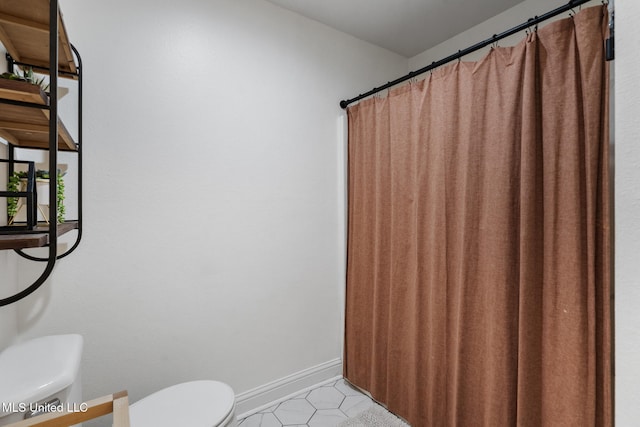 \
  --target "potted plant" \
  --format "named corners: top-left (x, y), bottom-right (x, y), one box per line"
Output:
top-left (0, 66), bottom-right (50, 91)
top-left (7, 169), bottom-right (65, 225)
